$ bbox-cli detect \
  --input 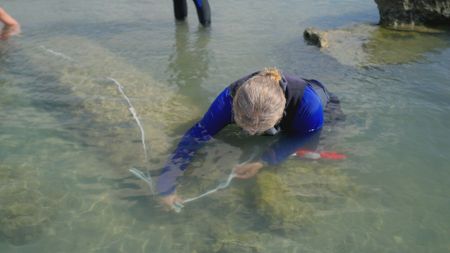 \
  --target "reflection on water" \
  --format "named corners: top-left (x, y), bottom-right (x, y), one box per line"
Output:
top-left (1, 0), bottom-right (450, 252)
top-left (166, 23), bottom-right (211, 107)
